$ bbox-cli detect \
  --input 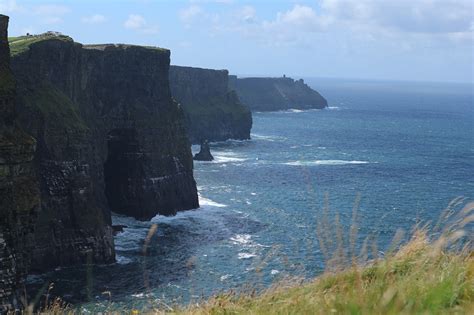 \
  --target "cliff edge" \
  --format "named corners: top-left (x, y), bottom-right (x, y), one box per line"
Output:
top-left (170, 66), bottom-right (252, 144)
top-left (7, 33), bottom-right (199, 273)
